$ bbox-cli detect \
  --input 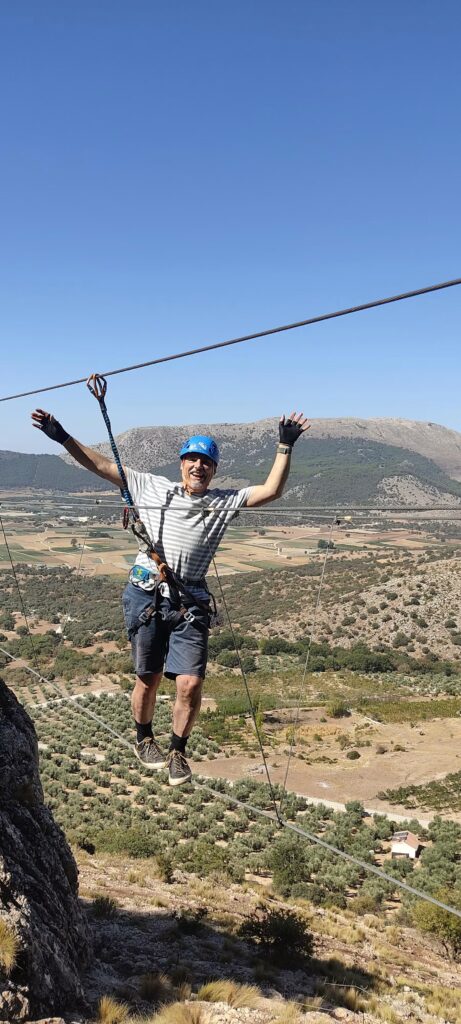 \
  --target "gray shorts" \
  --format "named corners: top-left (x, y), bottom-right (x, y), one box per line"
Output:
top-left (122, 582), bottom-right (209, 681)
